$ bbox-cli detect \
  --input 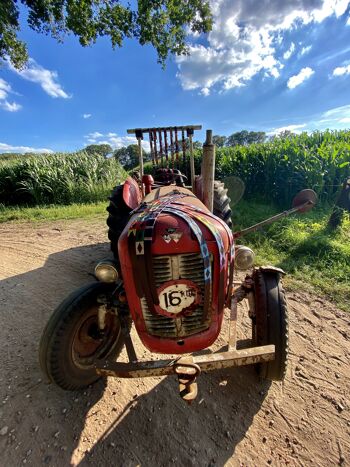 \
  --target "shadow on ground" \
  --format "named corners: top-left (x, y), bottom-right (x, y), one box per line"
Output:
top-left (0, 242), bottom-right (270, 466)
